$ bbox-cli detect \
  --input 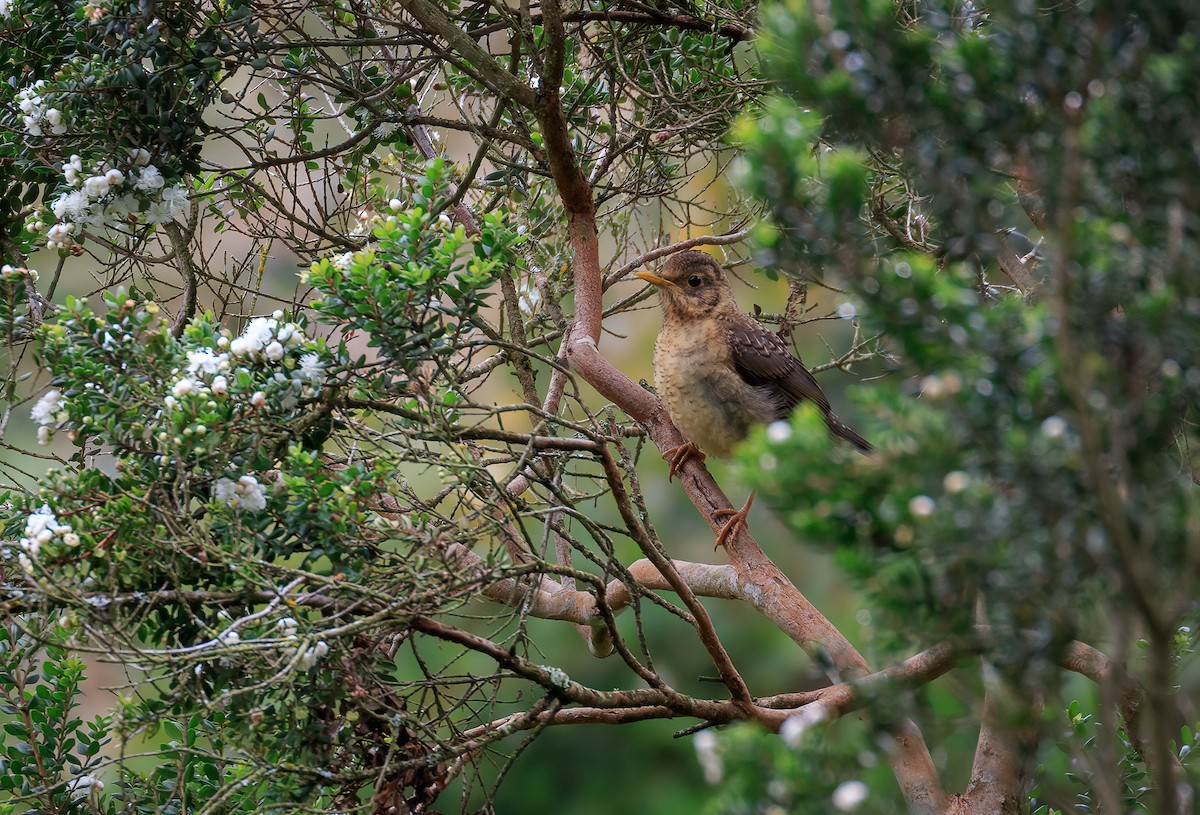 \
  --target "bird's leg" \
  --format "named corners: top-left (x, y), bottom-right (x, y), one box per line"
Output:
top-left (661, 440), bottom-right (705, 482)
top-left (712, 492), bottom-right (755, 550)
